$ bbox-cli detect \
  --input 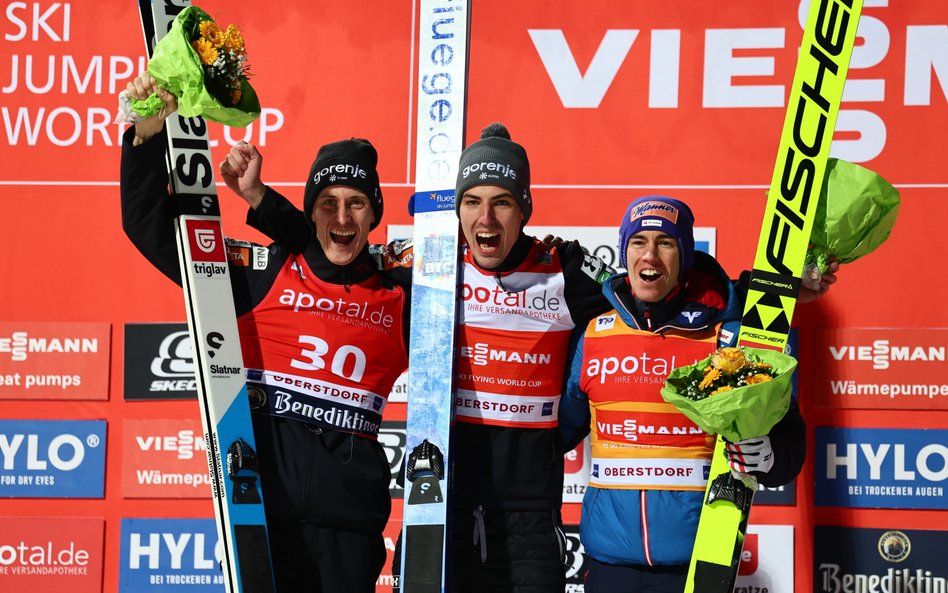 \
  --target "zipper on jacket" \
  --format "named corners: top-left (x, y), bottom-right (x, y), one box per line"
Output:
top-left (640, 491), bottom-right (654, 566)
